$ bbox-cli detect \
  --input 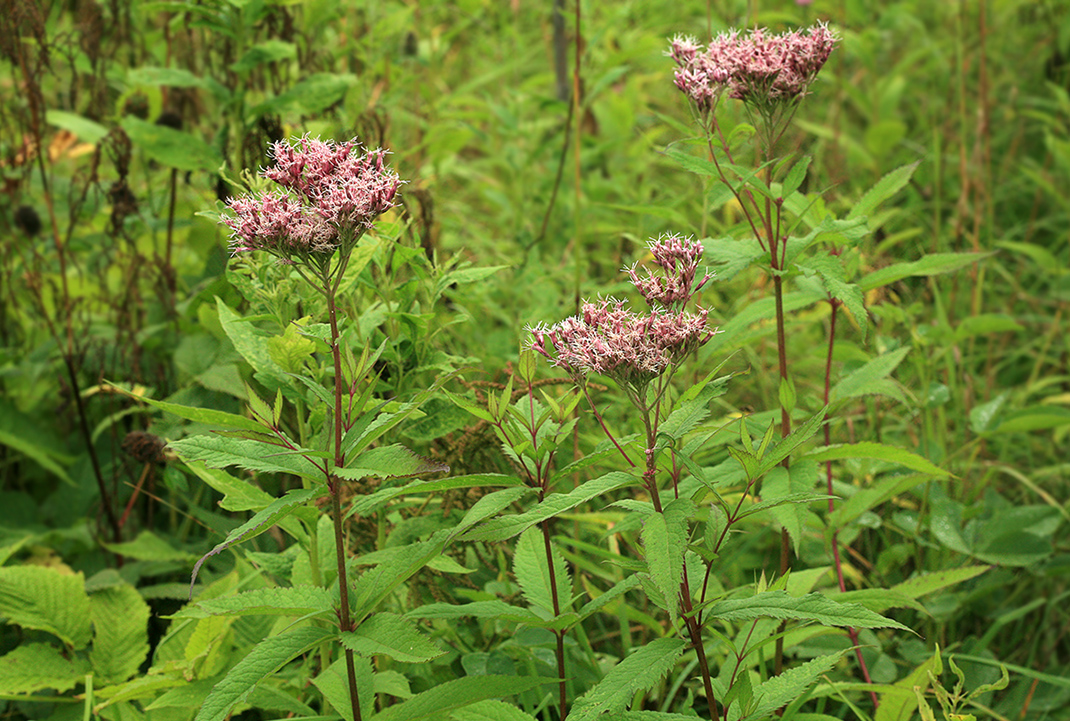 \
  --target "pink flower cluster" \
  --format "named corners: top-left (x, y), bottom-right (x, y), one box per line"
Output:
top-left (670, 23), bottom-right (838, 111)
top-left (530, 234), bottom-right (713, 387)
top-left (626, 233), bottom-right (713, 310)
top-left (222, 136), bottom-right (401, 256)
